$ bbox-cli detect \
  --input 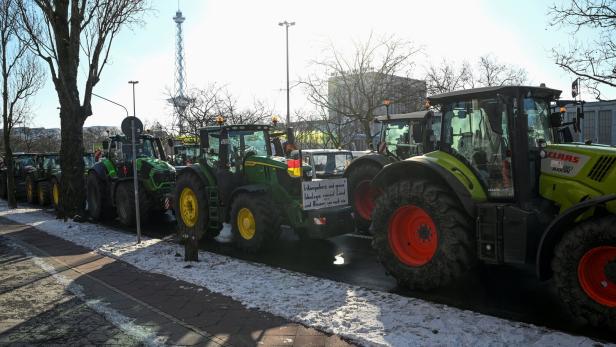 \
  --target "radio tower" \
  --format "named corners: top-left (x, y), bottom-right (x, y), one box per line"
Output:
top-left (169, 2), bottom-right (190, 134)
